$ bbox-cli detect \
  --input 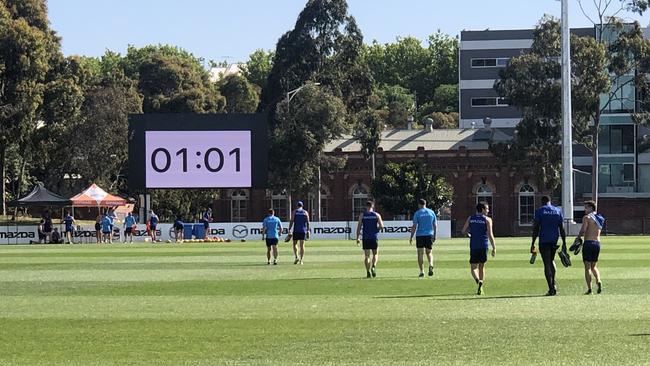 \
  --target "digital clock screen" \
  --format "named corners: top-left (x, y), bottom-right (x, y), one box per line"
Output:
top-left (145, 131), bottom-right (251, 188)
